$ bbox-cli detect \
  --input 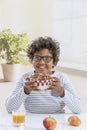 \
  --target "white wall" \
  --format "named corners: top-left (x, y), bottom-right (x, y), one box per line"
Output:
top-left (0, 82), bottom-right (15, 112)
top-left (0, 0), bottom-right (53, 39)
top-left (0, 0), bottom-right (87, 68)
